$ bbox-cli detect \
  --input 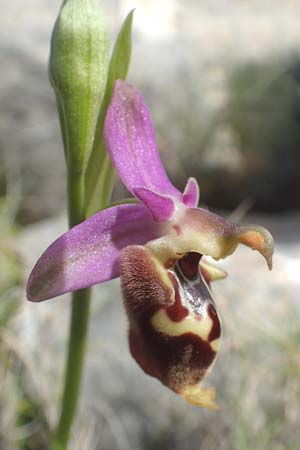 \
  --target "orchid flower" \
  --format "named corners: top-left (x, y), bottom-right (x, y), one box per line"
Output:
top-left (27, 80), bottom-right (274, 409)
